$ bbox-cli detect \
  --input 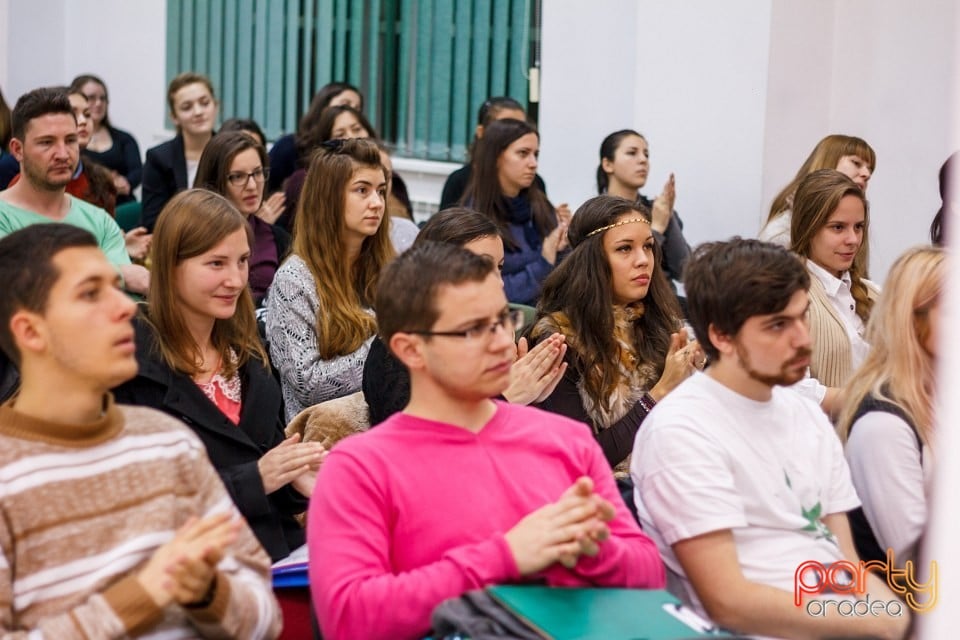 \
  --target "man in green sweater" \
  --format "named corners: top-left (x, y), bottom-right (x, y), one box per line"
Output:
top-left (0, 223), bottom-right (281, 638)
